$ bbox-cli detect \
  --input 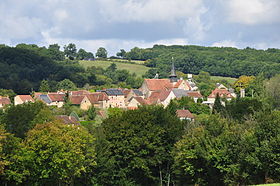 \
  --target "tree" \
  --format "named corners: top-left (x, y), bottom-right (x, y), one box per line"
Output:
top-left (64, 43), bottom-right (77, 60)
top-left (234, 75), bottom-right (255, 93)
top-left (95, 47), bottom-right (107, 58)
top-left (212, 94), bottom-right (224, 114)
top-left (87, 106), bottom-right (96, 121)
top-left (56, 79), bottom-right (77, 91)
top-left (77, 48), bottom-right (94, 60)
top-left (2, 102), bottom-right (51, 138)
top-left (96, 106), bottom-right (184, 185)
top-left (265, 74), bottom-right (280, 109)
top-left (116, 49), bottom-right (126, 58)
top-left (5, 121), bottom-right (96, 185)
top-left (48, 44), bottom-right (64, 60)
top-left (39, 80), bottom-right (50, 92)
